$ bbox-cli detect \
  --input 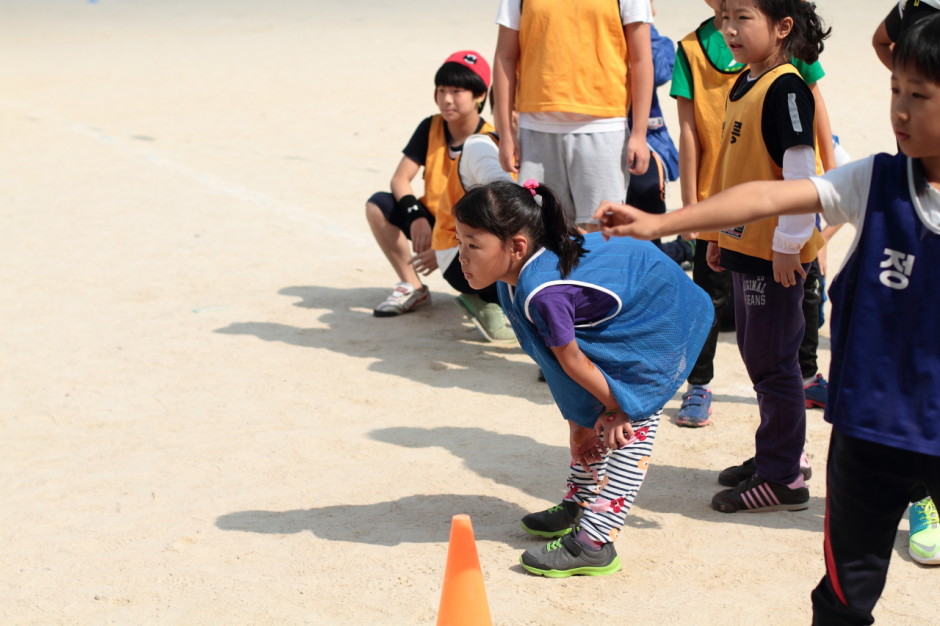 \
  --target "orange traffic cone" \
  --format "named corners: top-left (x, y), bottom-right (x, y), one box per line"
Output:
top-left (436, 514), bottom-right (493, 626)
